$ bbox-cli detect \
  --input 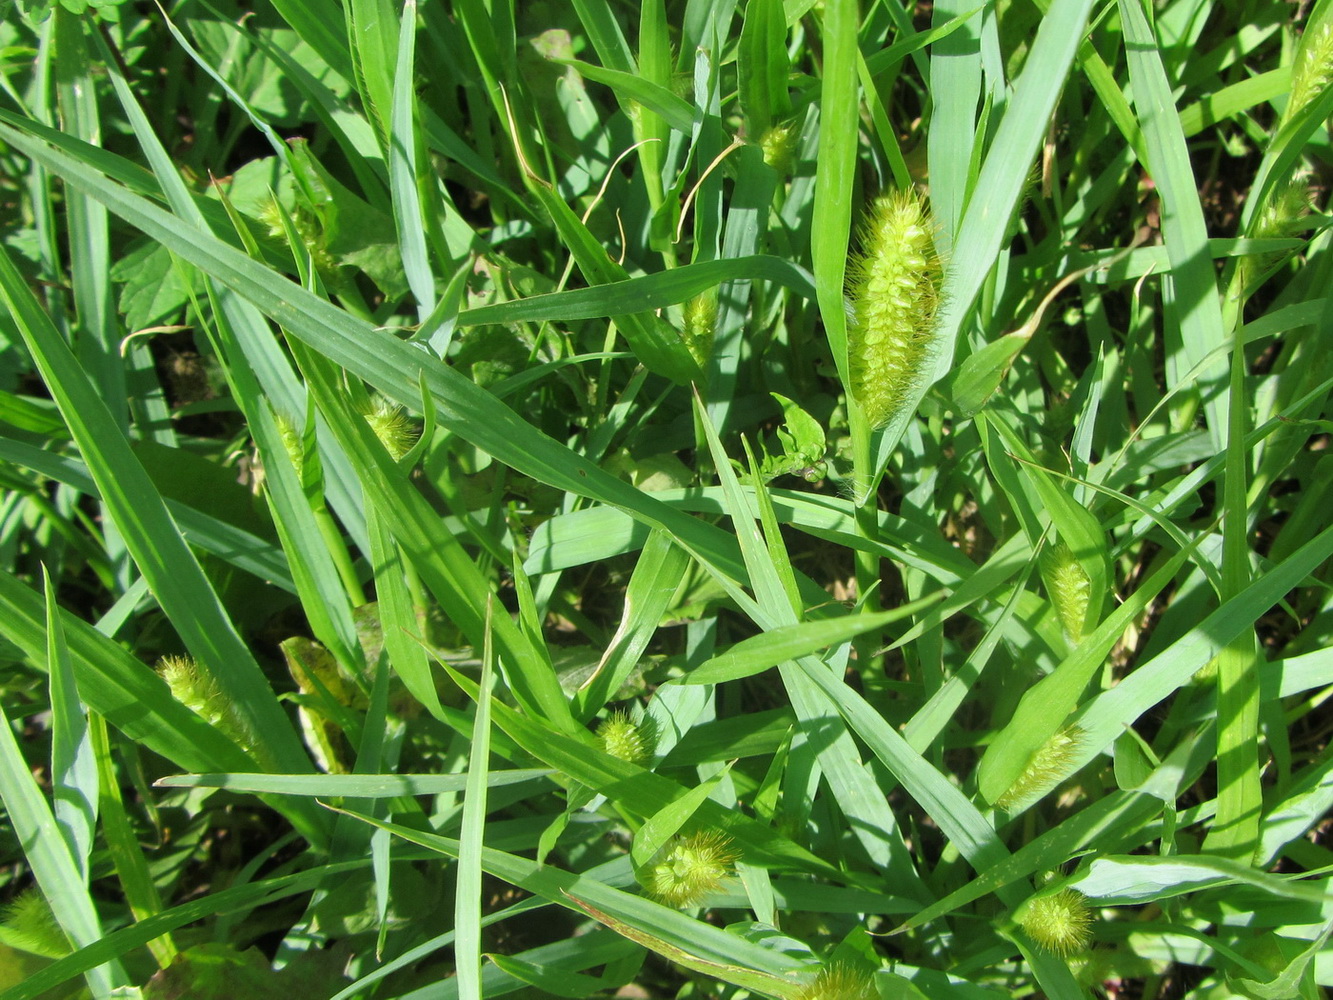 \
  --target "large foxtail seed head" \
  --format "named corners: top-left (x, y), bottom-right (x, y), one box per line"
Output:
top-left (158, 655), bottom-right (254, 751)
top-left (848, 190), bottom-right (943, 430)
top-left (995, 727), bottom-right (1086, 811)
top-left (1042, 540), bottom-right (1092, 644)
